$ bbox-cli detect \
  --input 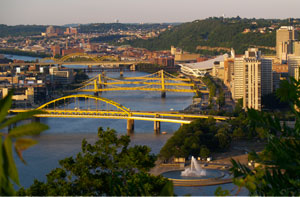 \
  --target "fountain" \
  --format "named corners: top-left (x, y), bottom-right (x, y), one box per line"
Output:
top-left (181, 156), bottom-right (206, 177)
top-left (161, 156), bottom-right (231, 186)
